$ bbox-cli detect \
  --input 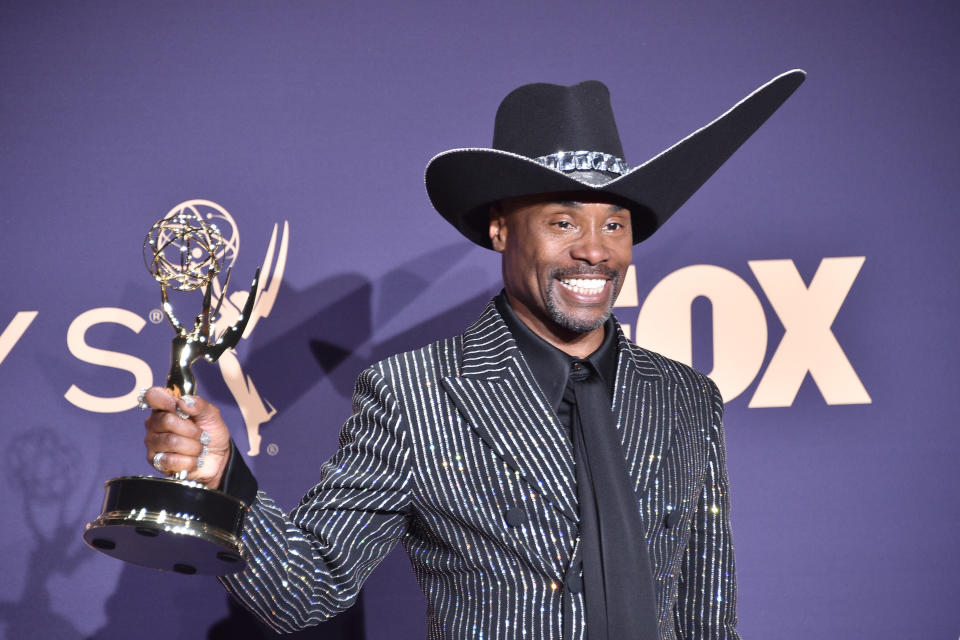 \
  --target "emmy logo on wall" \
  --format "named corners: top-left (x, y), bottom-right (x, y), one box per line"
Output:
top-left (83, 200), bottom-right (286, 575)
top-left (191, 199), bottom-right (289, 456)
